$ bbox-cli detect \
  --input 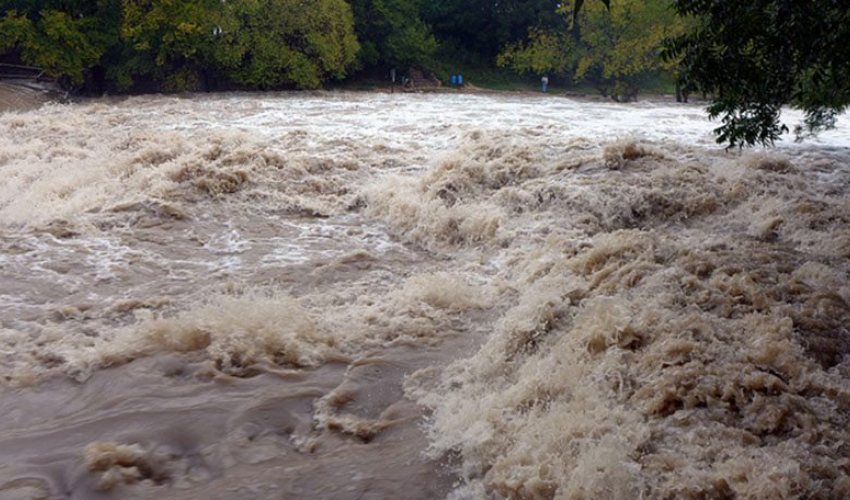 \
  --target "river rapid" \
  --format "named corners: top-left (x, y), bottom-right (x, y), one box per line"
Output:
top-left (1, 92), bottom-right (849, 499)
